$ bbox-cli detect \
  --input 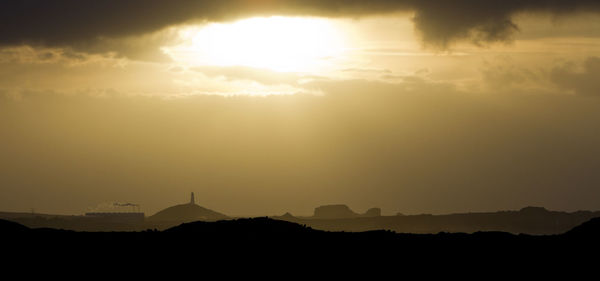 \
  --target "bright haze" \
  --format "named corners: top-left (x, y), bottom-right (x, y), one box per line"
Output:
top-left (1, 0), bottom-right (600, 217)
